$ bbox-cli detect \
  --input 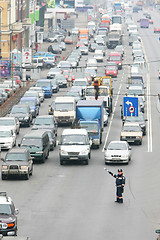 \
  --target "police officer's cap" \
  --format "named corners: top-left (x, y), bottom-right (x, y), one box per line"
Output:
top-left (118, 169), bottom-right (123, 172)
